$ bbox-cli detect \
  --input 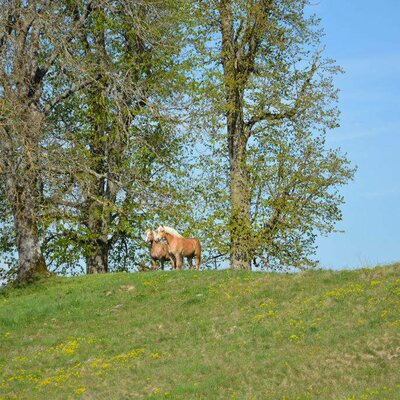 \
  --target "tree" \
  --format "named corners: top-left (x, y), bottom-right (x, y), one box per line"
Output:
top-left (40, 0), bottom-right (196, 274)
top-left (0, 0), bottom-right (99, 281)
top-left (194, 0), bottom-right (355, 269)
